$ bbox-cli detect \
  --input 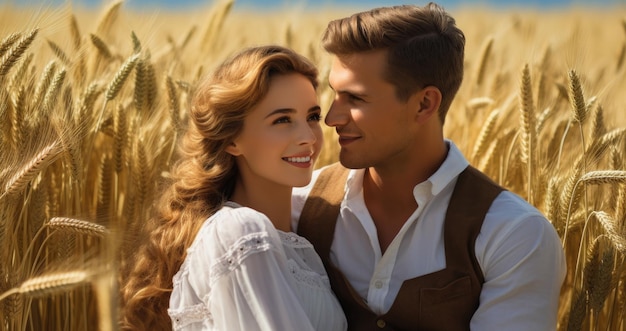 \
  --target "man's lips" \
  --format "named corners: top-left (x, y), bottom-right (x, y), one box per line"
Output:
top-left (337, 135), bottom-right (360, 145)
